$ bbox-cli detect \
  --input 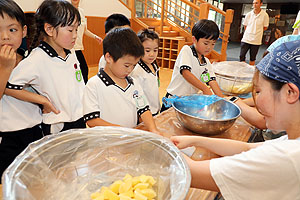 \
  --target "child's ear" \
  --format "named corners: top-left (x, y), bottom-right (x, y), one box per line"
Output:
top-left (104, 52), bottom-right (113, 64)
top-left (192, 36), bottom-right (197, 44)
top-left (44, 23), bottom-right (55, 37)
top-left (22, 25), bottom-right (27, 38)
